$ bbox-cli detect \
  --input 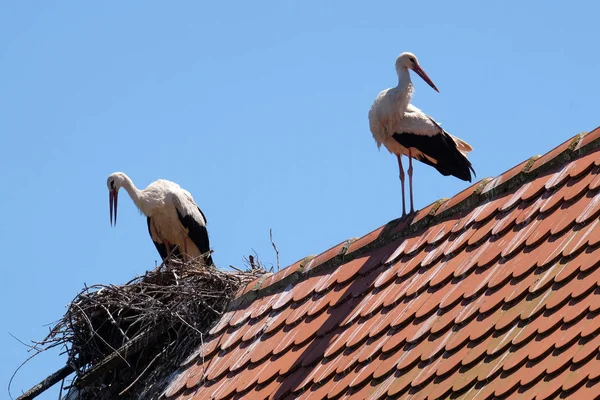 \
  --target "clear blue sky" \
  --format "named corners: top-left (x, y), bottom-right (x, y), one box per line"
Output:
top-left (2, 1), bottom-right (599, 398)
